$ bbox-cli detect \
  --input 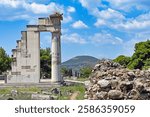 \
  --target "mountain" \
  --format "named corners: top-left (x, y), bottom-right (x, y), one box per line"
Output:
top-left (61, 56), bottom-right (99, 71)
